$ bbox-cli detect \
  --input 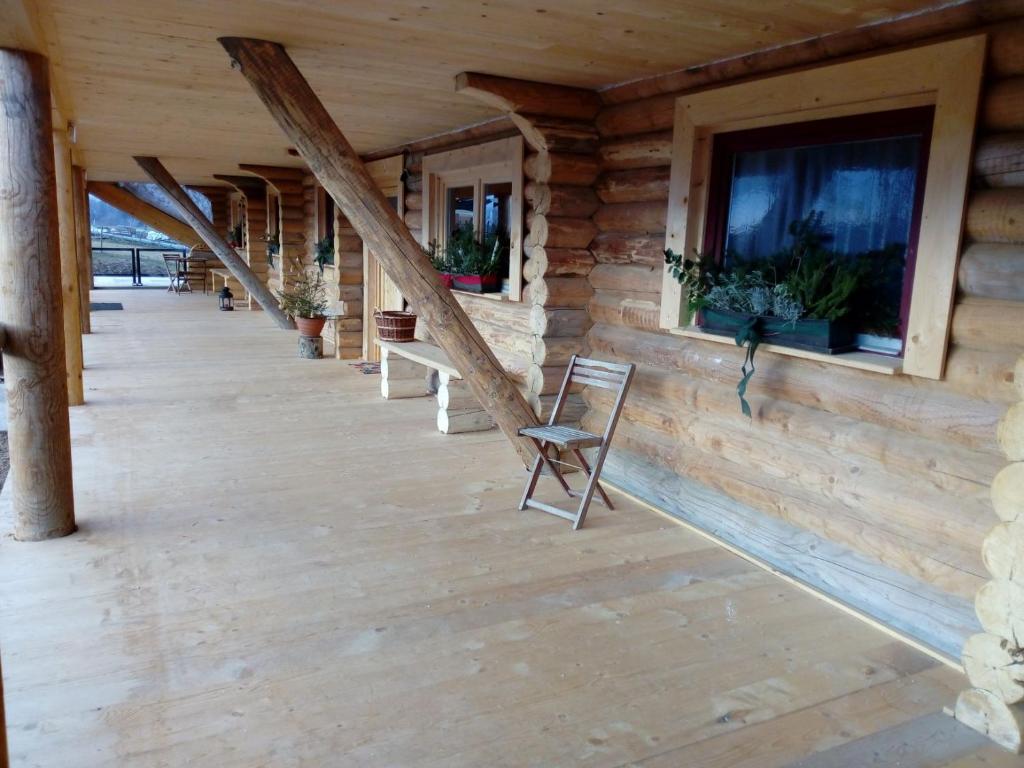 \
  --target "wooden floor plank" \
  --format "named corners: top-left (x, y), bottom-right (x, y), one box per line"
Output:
top-left (0, 290), bottom-right (1004, 766)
